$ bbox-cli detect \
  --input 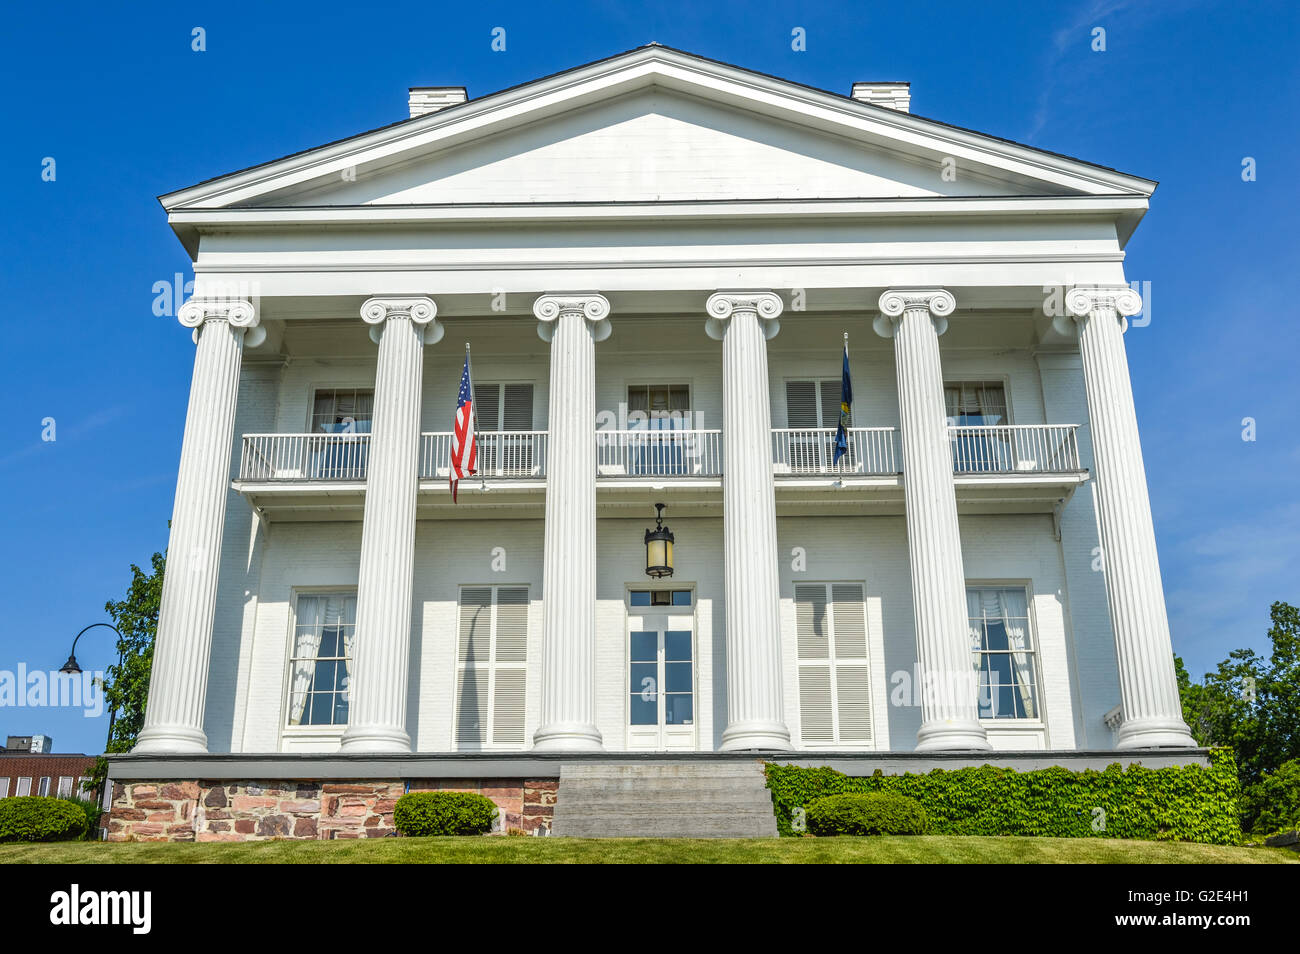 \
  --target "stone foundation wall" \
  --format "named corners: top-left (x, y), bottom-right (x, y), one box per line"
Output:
top-left (107, 777), bottom-right (558, 842)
